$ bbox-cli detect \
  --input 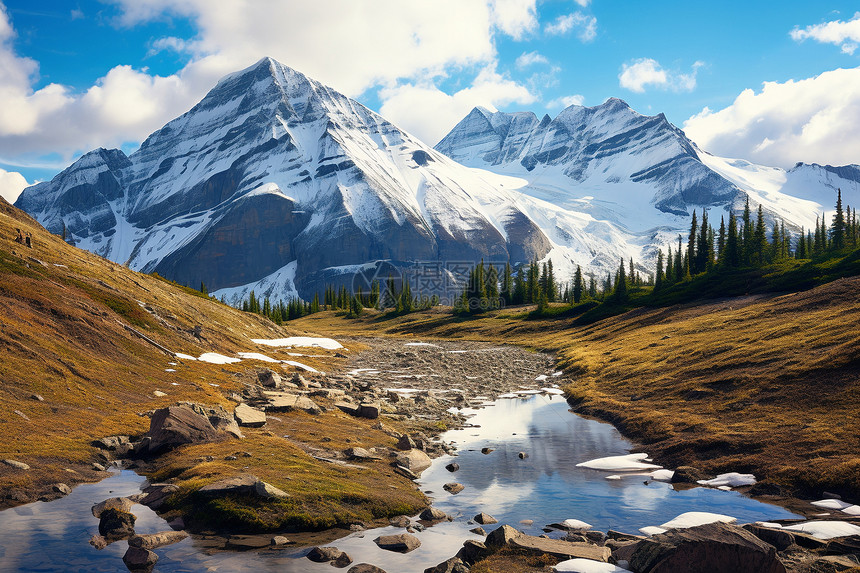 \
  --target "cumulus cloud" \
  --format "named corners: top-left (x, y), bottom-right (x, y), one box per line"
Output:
top-left (545, 12), bottom-right (597, 42)
top-left (0, 0), bottom-right (537, 158)
top-left (791, 12), bottom-right (860, 55)
top-left (618, 58), bottom-right (703, 93)
top-left (516, 51), bottom-right (548, 69)
top-left (547, 94), bottom-right (585, 109)
top-left (683, 67), bottom-right (860, 168)
top-left (379, 66), bottom-right (536, 145)
top-left (0, 167), bottom-right (28, 203)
